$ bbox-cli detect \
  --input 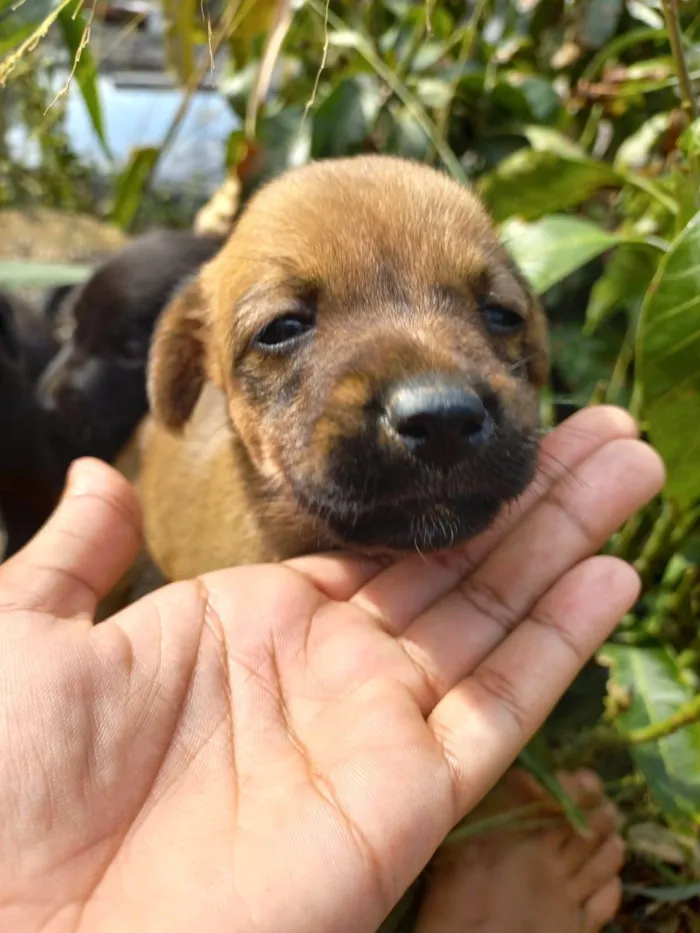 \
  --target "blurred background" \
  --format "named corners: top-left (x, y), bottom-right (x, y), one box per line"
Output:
top-left (1, 1), bottom-right (700, 929)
